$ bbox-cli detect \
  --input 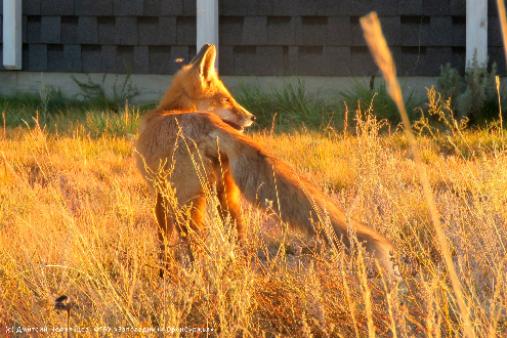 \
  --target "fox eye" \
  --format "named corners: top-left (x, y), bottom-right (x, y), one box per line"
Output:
top-left (220, 97), bottom-right (230, 104)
